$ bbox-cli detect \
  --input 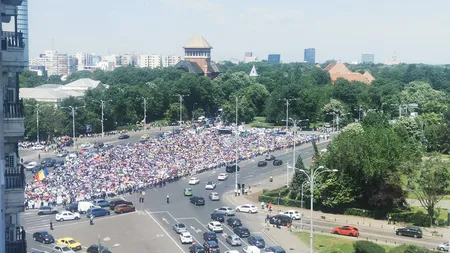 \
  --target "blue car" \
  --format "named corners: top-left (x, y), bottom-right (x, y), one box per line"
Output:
top-left (247, 235), bottom-right (265, 248)
top-left (87, 208), bottom-right (110, 218)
